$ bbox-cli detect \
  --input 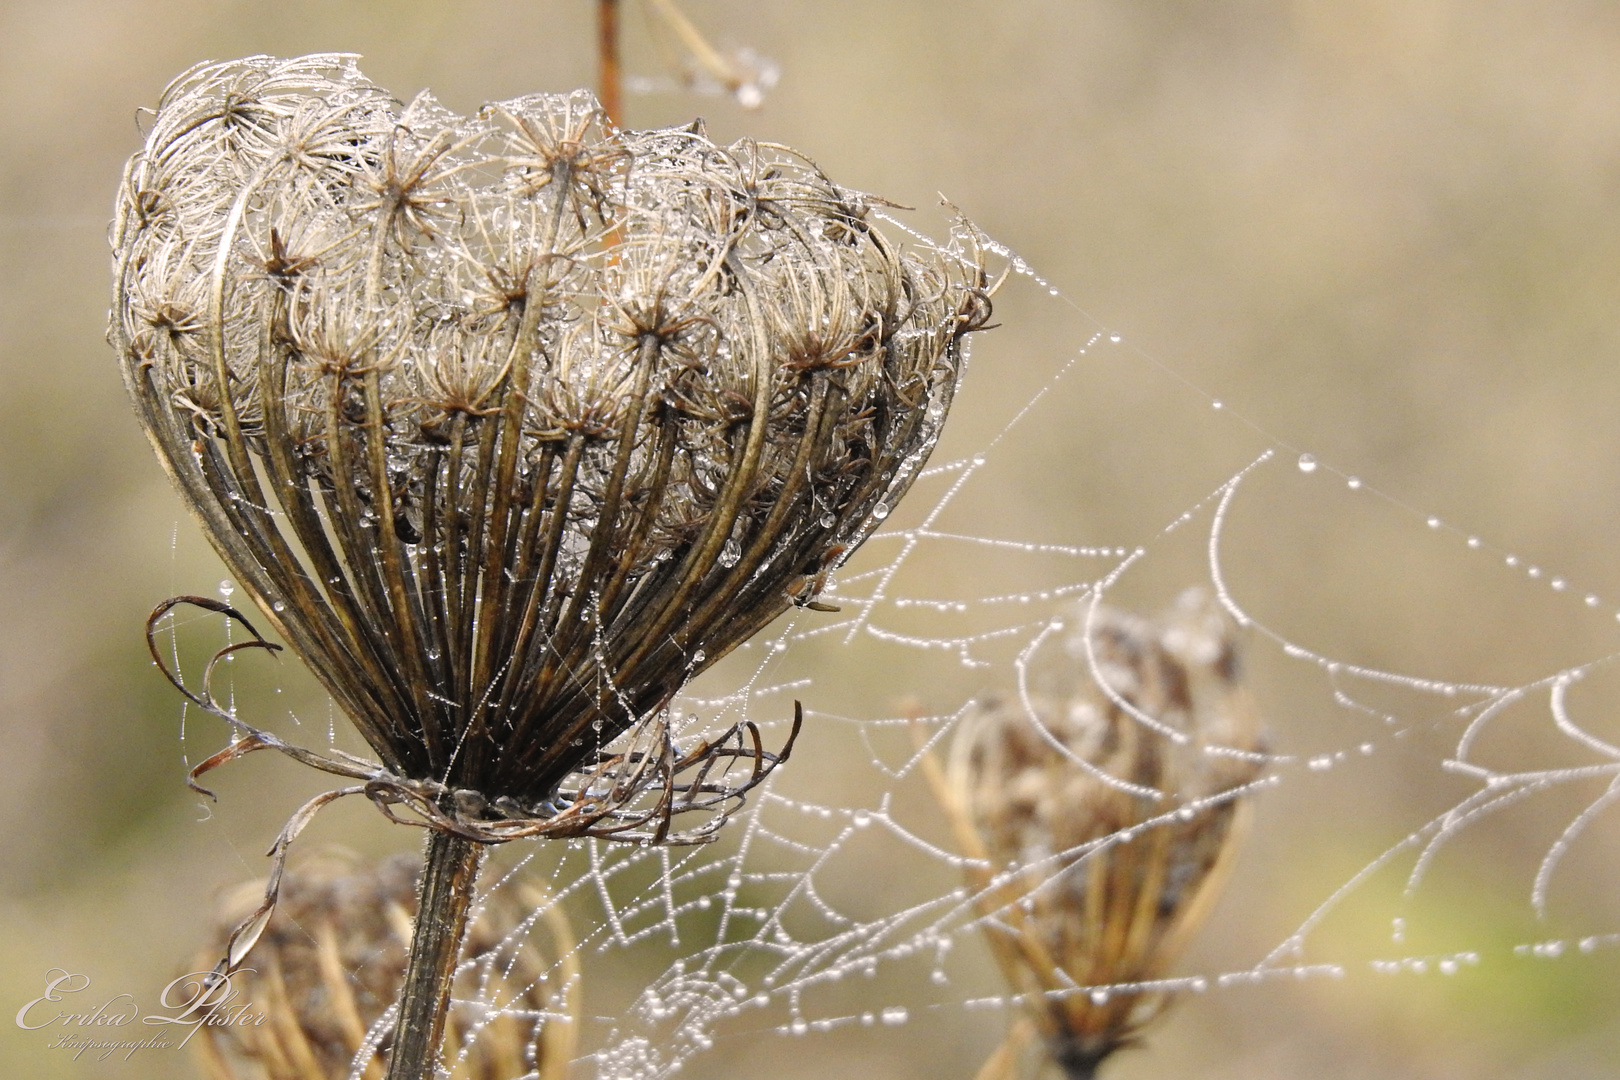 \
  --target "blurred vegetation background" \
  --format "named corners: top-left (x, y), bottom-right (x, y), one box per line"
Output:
top-left (5, 1), bottom-right (1620, 1077)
